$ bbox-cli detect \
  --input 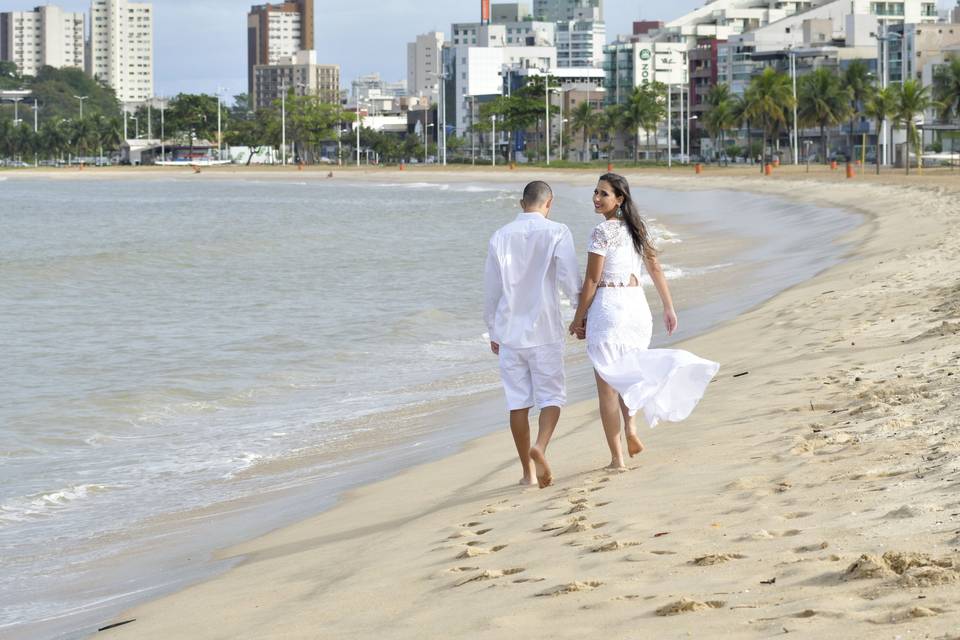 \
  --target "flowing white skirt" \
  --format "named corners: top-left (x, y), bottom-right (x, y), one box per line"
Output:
top-left (586, 287), bottom-right (719, 427)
